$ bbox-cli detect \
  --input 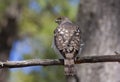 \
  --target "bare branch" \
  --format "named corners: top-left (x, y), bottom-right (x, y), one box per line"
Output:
top-left (76, 55), bottom-right (120, 64)
top-left (0, 55), bottom-right (120, 68)
top-left (0, 59), bottom-right (64, 68)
